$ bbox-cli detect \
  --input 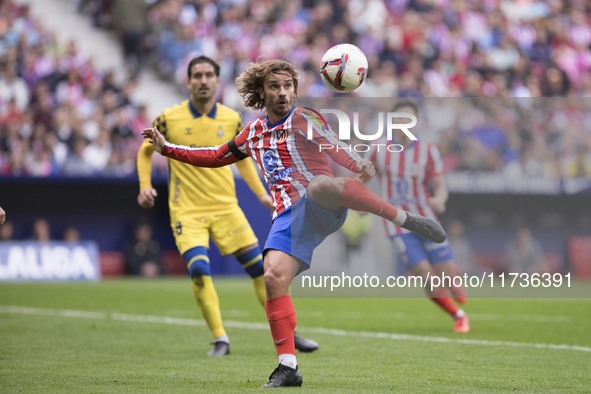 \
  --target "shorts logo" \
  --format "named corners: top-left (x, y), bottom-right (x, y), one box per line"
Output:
top-left (175, 221), bottom-right (183, 235)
